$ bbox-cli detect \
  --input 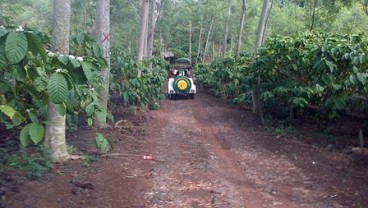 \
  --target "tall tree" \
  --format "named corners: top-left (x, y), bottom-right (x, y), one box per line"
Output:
top-left (309, 0), bottom-right (318, 31)
top-left (202, 17), bottom-right (214, 63)
top-left (147, 0), bottom-right (158, 60)
top-left (189, 20), bottom-right (192, 62)
top-left (262, 0), bottom-right (274, 43)
top-left (94, 0), bottom-right (110, 128)
top-left (236, 0), bottom-right (247, 58)
top-left (253, 0), bottom-right (271, 125)
top-left (255, 0), bottom-right (270, 50)
top-left (44, 0), bottom-right (71, 162)
top-left (222, 0), bottom-right (232, 57)
top-left (196, 15), bottom-right (203, 61)
top-left (137, 0), bottom-right (149, 77)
